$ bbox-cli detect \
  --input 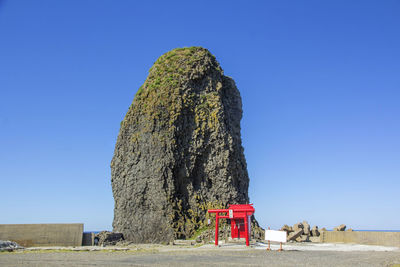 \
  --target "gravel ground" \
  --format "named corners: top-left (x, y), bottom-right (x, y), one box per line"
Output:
top-left (1, 244), bottom-right (399, 267)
